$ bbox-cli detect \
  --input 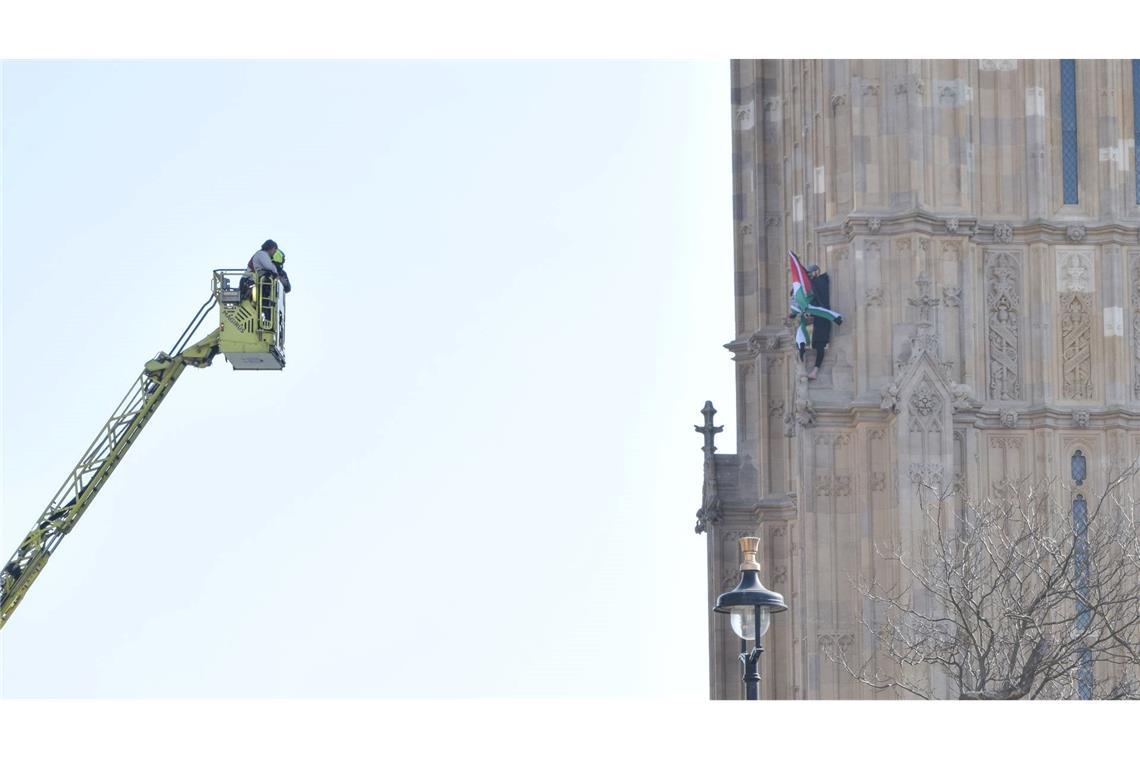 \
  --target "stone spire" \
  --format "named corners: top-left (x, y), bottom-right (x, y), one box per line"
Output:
top-left (694, 401), bottom-right (724, 534)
